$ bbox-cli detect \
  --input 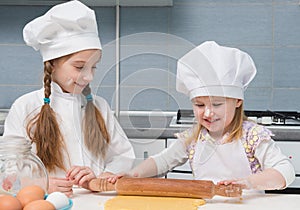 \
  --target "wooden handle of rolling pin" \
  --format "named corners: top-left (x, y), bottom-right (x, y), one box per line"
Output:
top-left (88, 177), bottom-right (242, 199)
